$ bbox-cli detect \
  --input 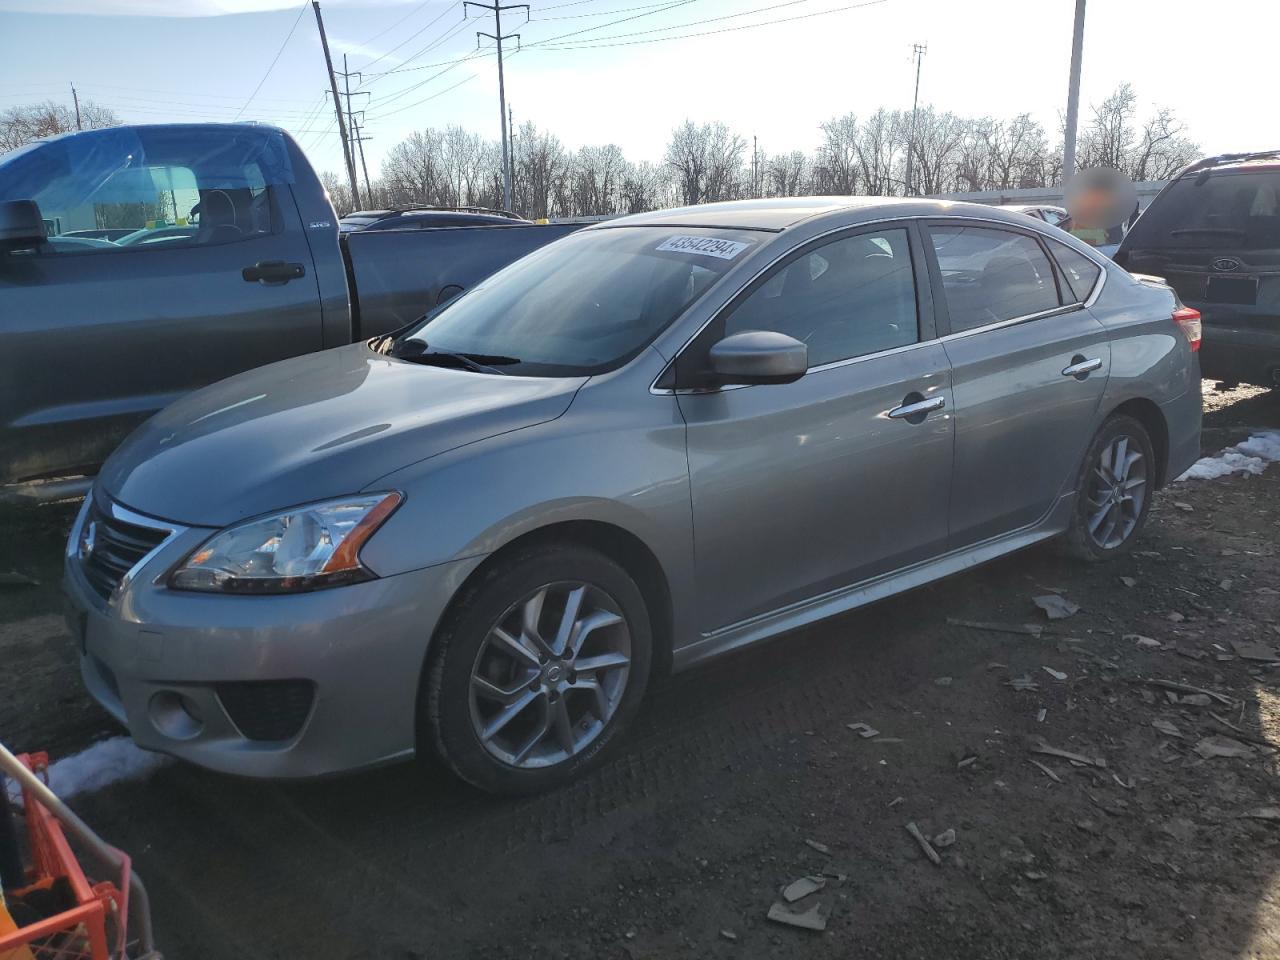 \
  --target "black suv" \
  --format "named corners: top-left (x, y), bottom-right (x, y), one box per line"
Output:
top-left (1115, 151), bottom-right (1280, 388)
top-left (339, 206), bottom-right (530, 233)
